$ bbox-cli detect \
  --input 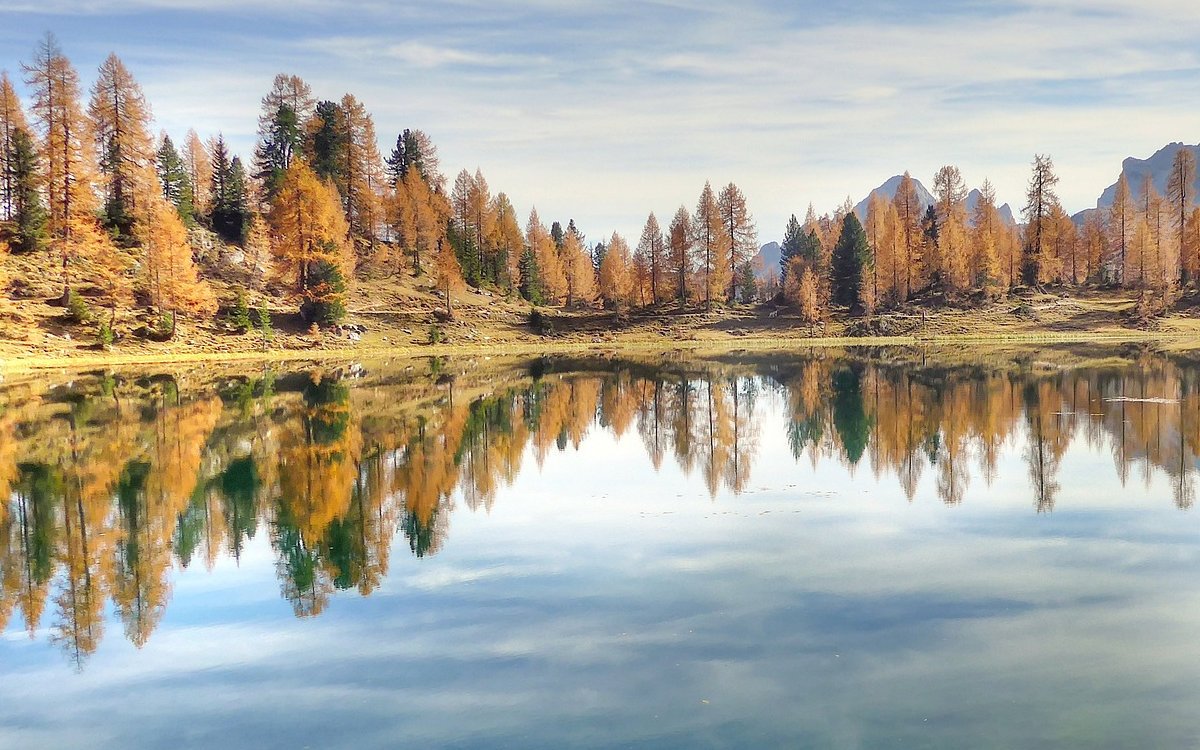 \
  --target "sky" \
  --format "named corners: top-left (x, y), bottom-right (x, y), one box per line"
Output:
top-left (2, 0), bottom-right (1199, 244)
